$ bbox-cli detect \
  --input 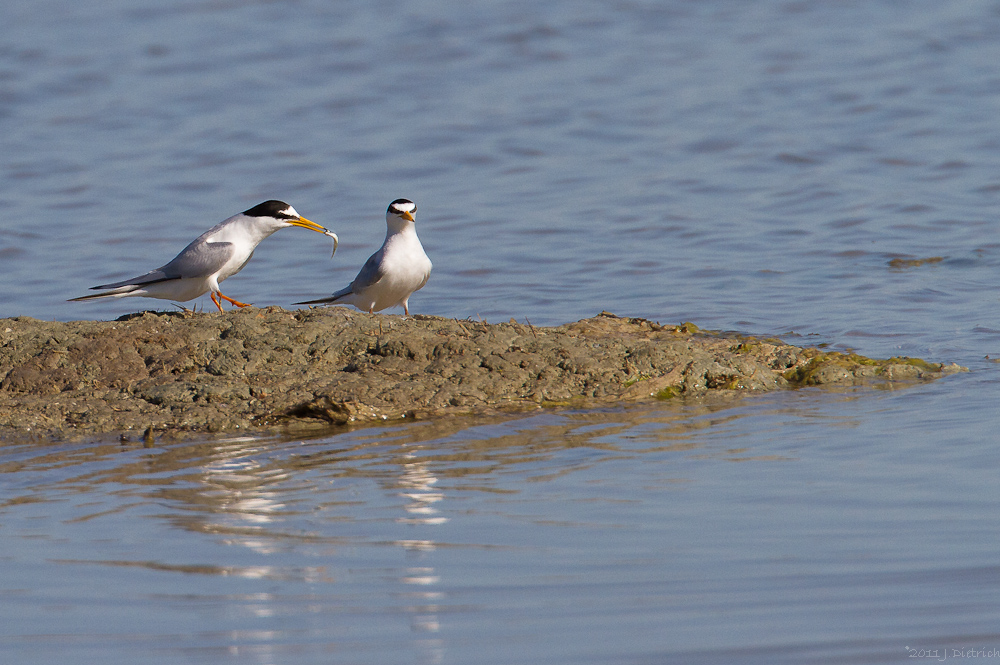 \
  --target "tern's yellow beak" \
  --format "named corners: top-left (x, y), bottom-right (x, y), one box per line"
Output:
top-left (401, 210), bottom-right (415, 222)
top-left (289, 216), bottom-right (329, 234)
